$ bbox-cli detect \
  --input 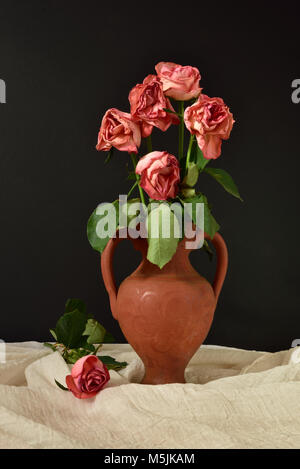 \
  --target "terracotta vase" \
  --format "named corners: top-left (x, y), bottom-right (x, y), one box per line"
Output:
top-left (101, 231), bottom-right (228, 385)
